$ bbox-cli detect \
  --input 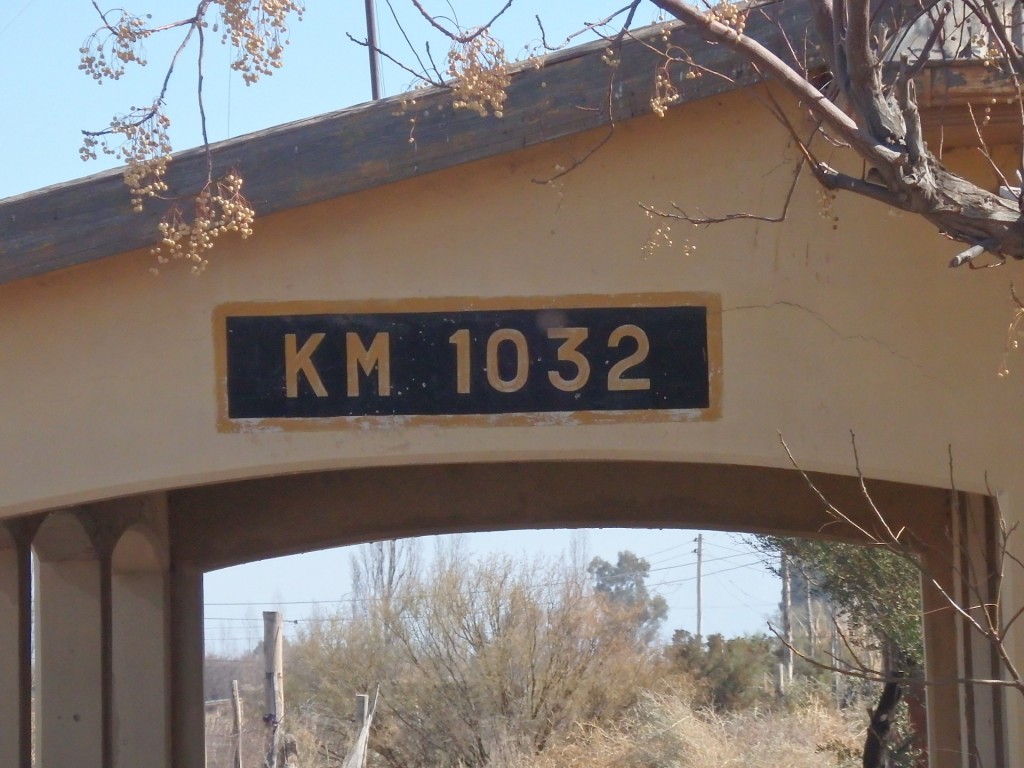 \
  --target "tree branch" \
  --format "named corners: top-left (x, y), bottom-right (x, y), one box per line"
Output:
top-left (648, 0), bottom-right (901, 169)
